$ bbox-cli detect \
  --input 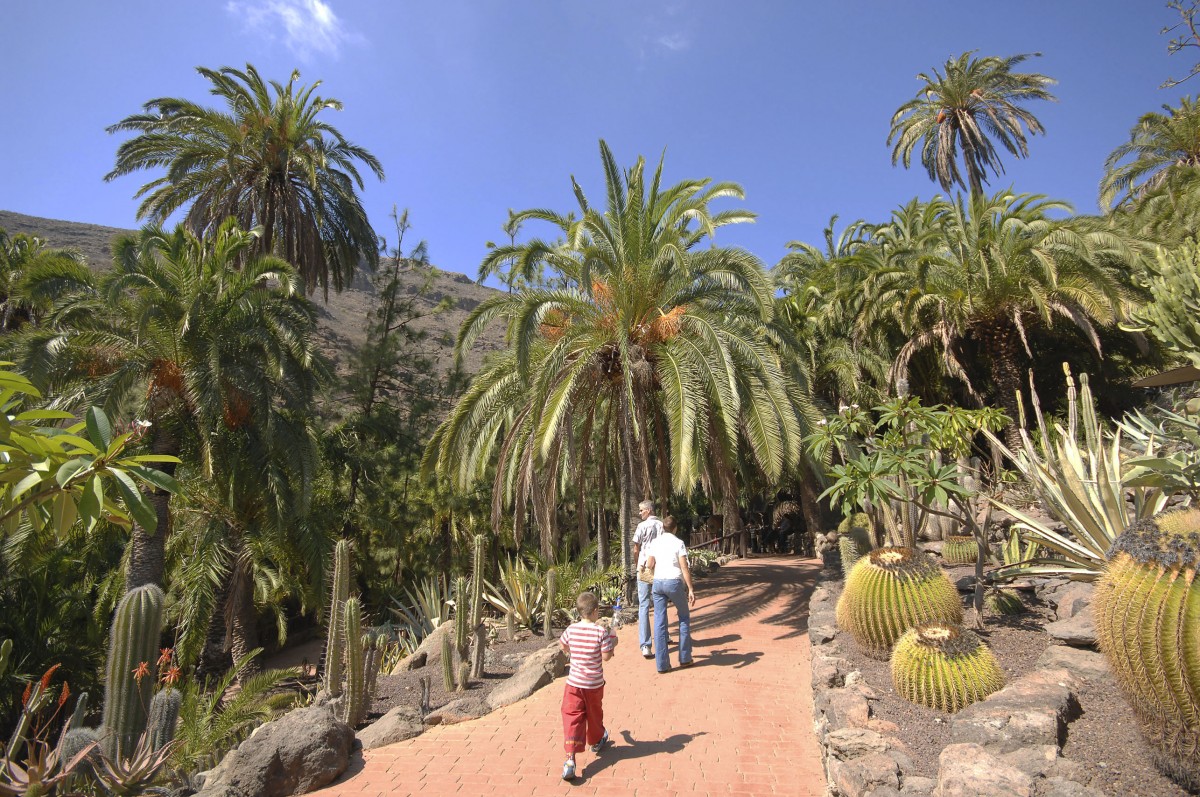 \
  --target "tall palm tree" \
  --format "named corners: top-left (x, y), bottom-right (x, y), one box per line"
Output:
top-left (864, 191), bottom-right (1137, 448)
top-left (428, 141), bottom-right (809, 587)
top-left (1100, 96), bottom-right (1200, 211)
top-left (888, 52), bottom-right (1056, 196)
top-left (15, 220), bottom-right (325, 592)
top-left (105, 64), bottom-right (385, 297)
